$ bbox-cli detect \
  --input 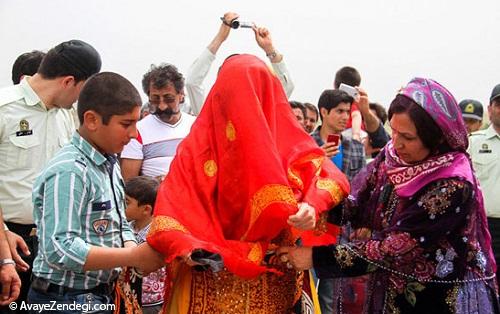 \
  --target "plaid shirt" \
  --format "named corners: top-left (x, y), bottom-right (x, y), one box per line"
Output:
top-left (311, 126), bottom-right (366, 181)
